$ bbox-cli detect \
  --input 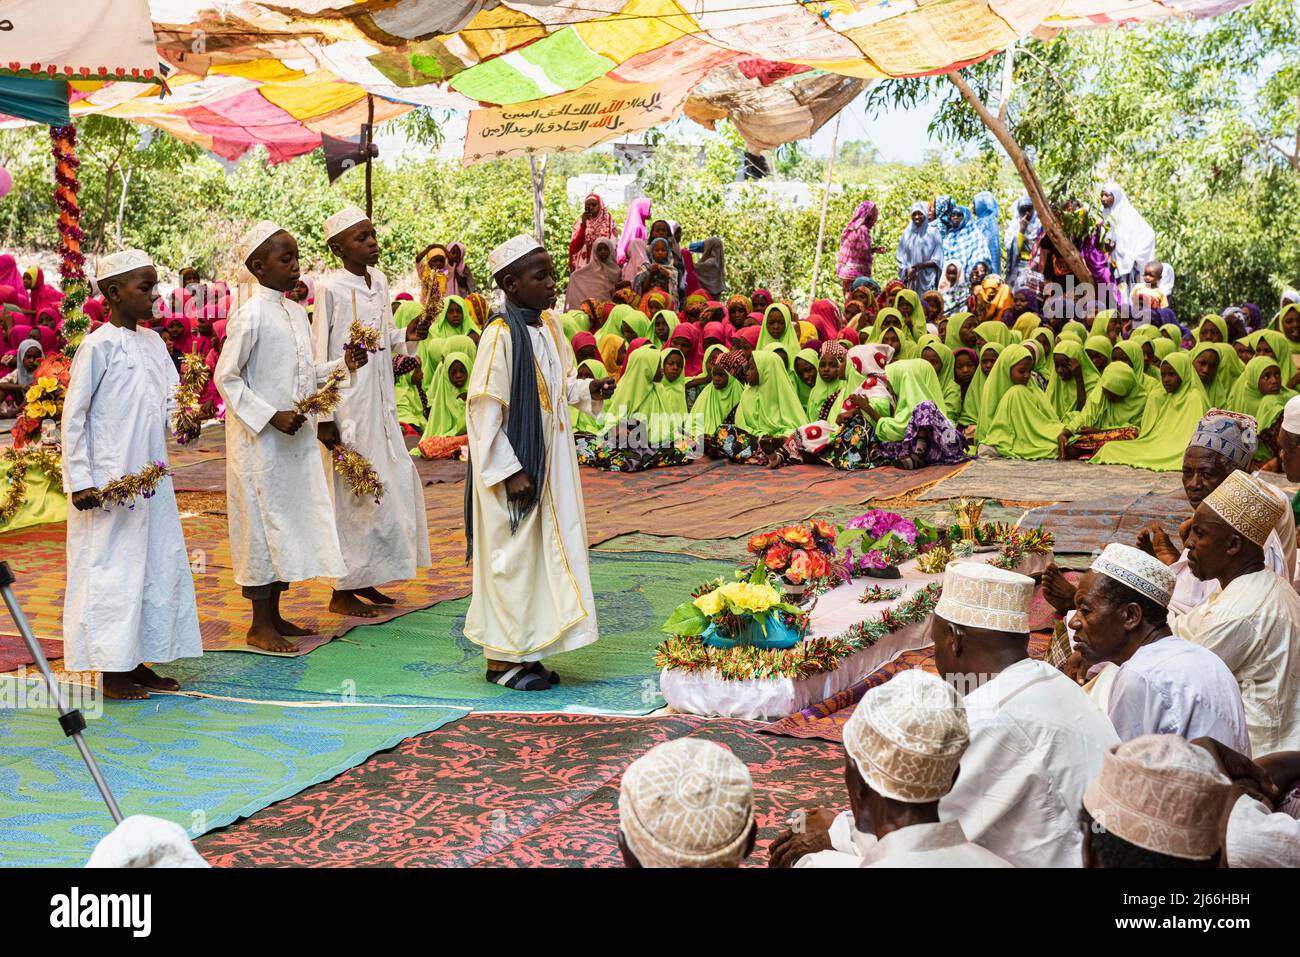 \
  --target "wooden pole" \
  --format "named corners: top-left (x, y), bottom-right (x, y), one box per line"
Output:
top-left (364, 94), bottom-right (375, 220)
top-left (809, 112), bottom-right (841, 303)
top-left (946, 70), bottom-right (1093, 285)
